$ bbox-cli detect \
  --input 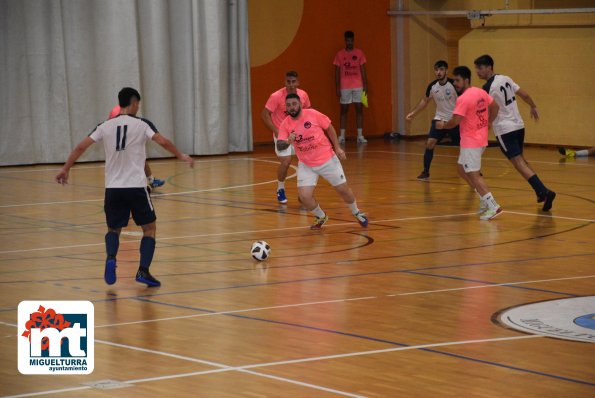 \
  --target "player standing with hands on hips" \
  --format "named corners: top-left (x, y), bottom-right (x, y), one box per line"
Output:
top-left (436, 67), bottom-right (502, 220)
top-left (55, 87), bottom-right (194, 287)
top-left (276, 93), bottom-right (368, 230)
